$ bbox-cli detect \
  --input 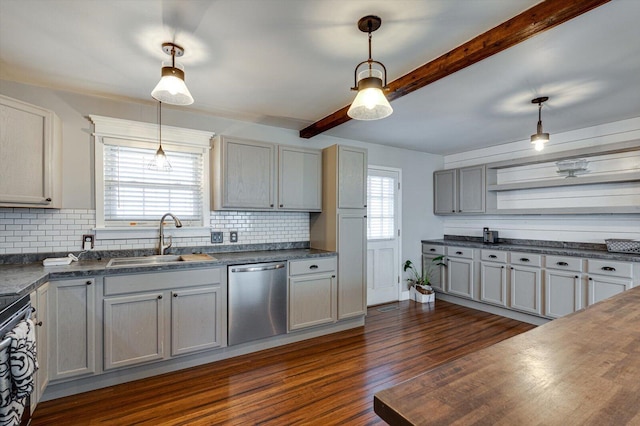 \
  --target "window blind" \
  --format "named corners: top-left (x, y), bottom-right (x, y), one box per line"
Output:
top-left (367, 175), bottom-right (395, 240)
top-left (103, 144), bottom-right (203, 225)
